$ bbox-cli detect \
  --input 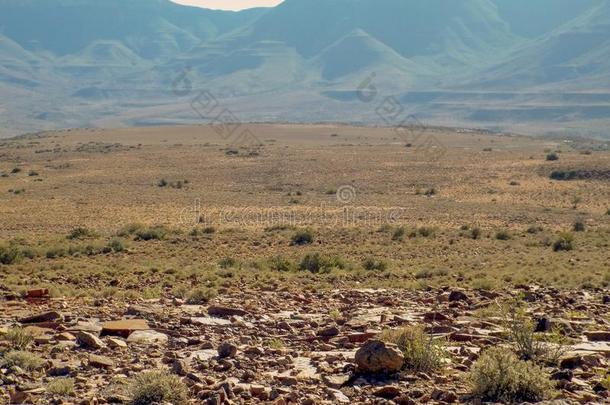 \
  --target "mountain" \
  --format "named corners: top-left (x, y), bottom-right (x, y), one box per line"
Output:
top-left (1, 0), bottom-right (610, 139)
